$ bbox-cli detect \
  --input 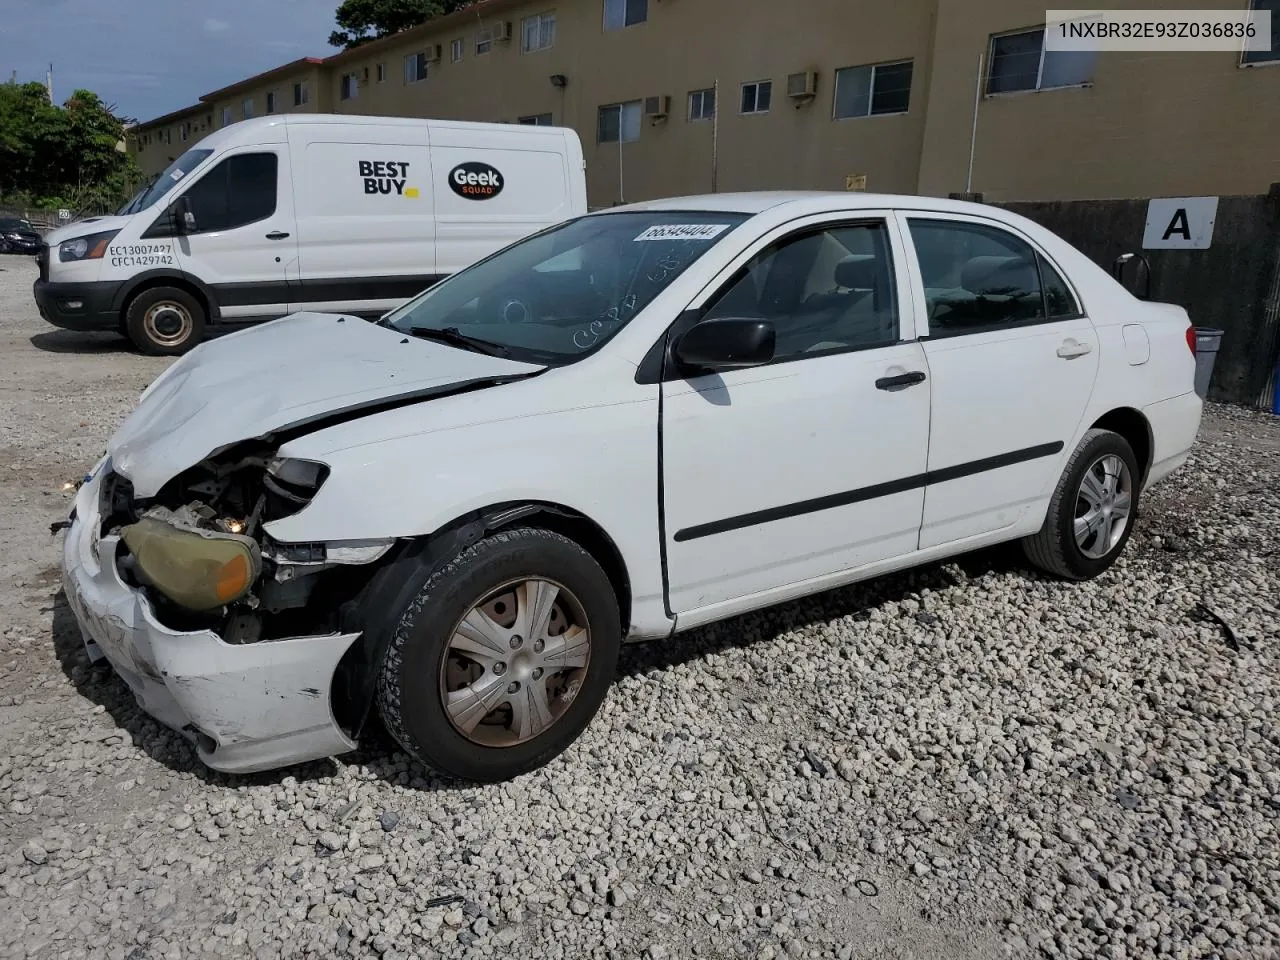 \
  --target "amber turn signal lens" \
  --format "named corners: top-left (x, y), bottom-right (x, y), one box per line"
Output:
top-left (215, 552), bottom-right (252, 604)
